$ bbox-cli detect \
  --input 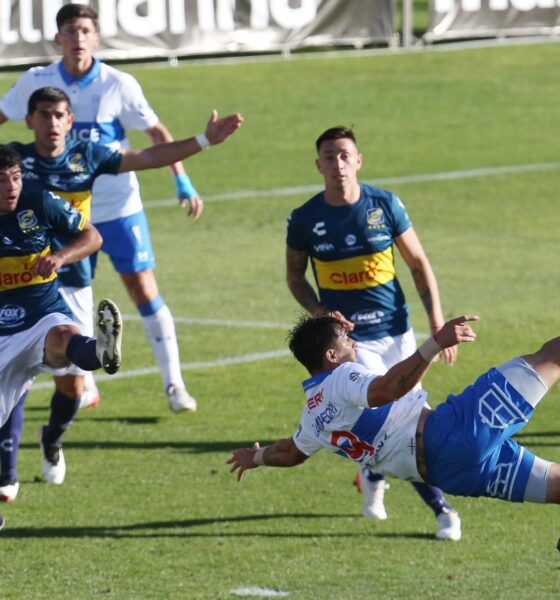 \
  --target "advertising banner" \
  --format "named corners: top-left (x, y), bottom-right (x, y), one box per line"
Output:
top-left (0, 0), bottom-right (394, 67)
top-left (425, 0), bottom-right (560, 41)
